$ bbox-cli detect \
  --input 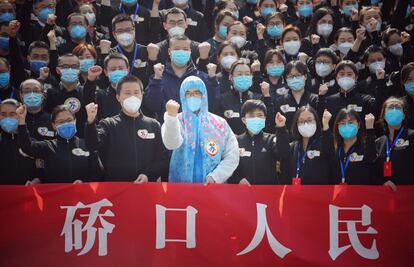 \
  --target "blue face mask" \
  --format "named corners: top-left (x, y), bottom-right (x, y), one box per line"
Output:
top-left (343, 4), bottom-right (358, 16)
top-left (261, 7), bottom-right (276, 17)
top-left (0, 117), bottom-right (18, 133)
top-left (0, 72), bottom-right (10, 88)
top-left (187, 96), bottom-right (202, 112)
top-left (218, 25), bottom-right (227, 39)
top-left (0, 36), bottom-right (9, 50)
top-left (0, 12), bottom-right (15, 23)
top-left (298, 4), bottom-right (313, 17)
top-left (233, 75), bottom-right (252, 92)
top-left (247, 0), bottom-right (258, 4)
top-left (70, 25), bottom-right (87, 40)
top-left (108, 70), bottom-right (128, 85)
top-left (266, 25), bottom-right (283, 38)
top-left (57, 122), bottom-right (77, 140)
top-left (286, 76), bottom-right (305, 91)
top-left (80, 58), bottom-right (95, 73)
top-left (30, 60), bottom-right (48, 73)
top-left (267, 65), bottom-right (284, 77)
top-left (406, 6), bottom-right (411, 18)
top-left (338, 123), bottom-right (358, 140)
top-left (404, 81), bottom-right (414, 95)
top-left (60, 68), bottom-right (79, 84)
top-left (38, 7), bottom-right (55, 23)
top-left (385, 108), bottom-right (404, 126)
top-left (246, 117), bottom-right (265, 135)
top-left (171, 50), bottom-right (191, 66)
top-left (122, 0), bottom-right (137, 6)
top-left (371, 0), bottom-right (380, 5)
top-left (23, 92), bottom-right (43, 109)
